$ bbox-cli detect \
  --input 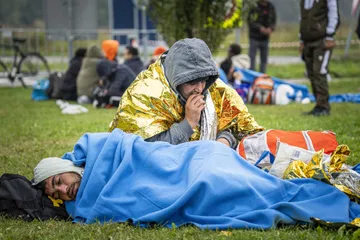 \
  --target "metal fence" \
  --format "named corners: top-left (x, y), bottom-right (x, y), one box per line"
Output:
top-left (1, 27), bottom-right (359, 69)
top-left (0, 28), bottom-right (164, 66)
